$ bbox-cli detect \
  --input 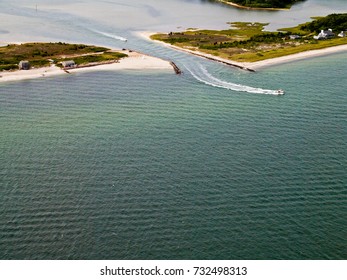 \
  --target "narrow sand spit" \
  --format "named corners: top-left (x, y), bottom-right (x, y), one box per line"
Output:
top-left (0, 50), bottom-right (172, 83)
top-left (139, 31), bottom-right (347, 71)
